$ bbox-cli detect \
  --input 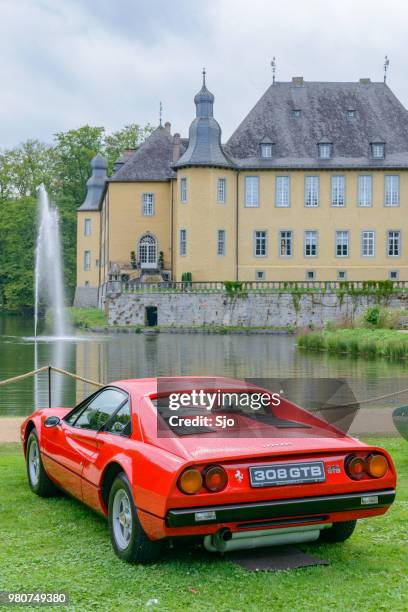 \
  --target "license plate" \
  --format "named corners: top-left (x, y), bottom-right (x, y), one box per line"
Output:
top-left (249, 461), bottom-right (326, 487)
